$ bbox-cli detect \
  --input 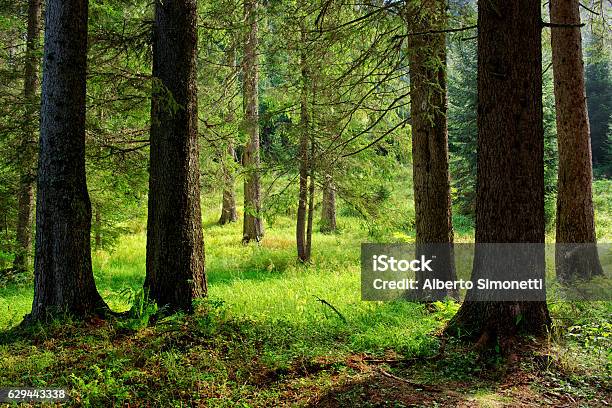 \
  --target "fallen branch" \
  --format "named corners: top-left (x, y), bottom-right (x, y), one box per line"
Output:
top-left (313, 296), bottom-right (347, 323)
top-left (378, 368), bottom-right (440, 392)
